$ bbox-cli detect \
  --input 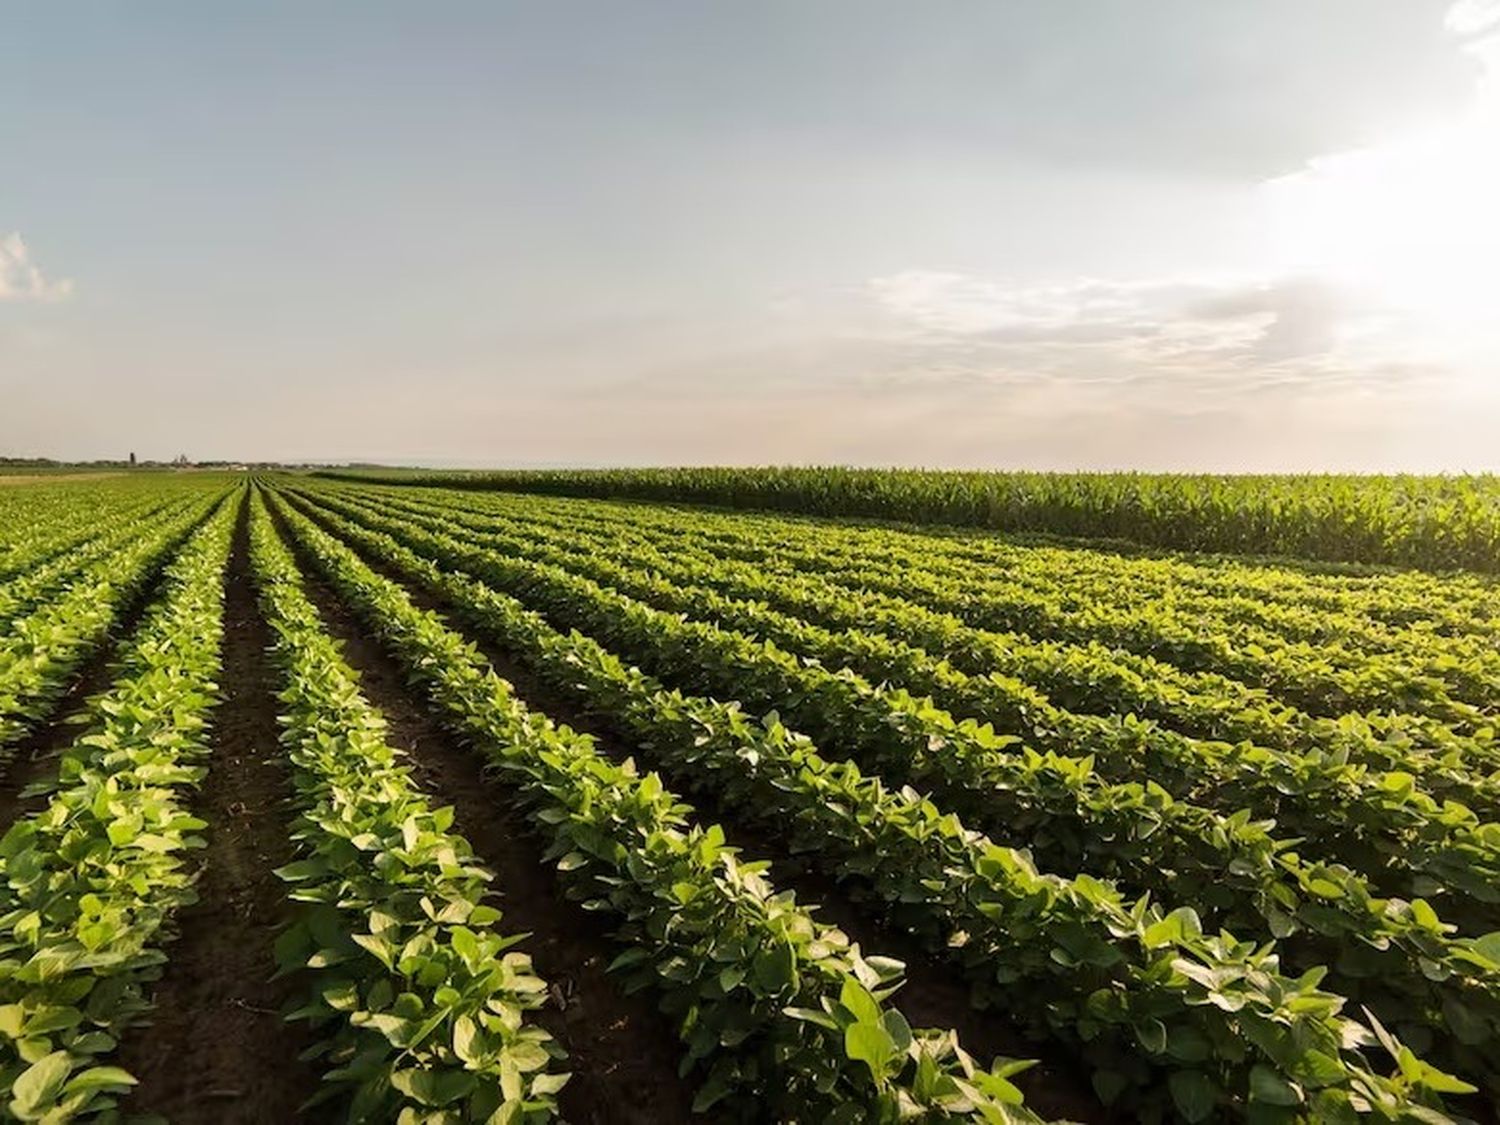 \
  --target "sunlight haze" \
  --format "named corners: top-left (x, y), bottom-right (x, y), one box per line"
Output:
top-left (3, 1), bottom-right (1497, 469)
